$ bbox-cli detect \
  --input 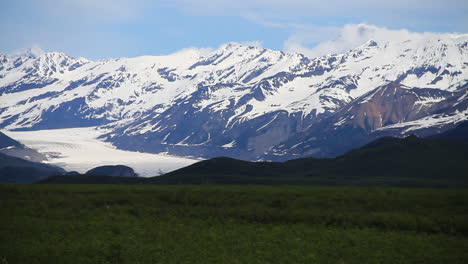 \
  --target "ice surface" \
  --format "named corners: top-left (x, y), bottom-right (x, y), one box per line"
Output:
top-left (3, 127), bottom-right (198, 177)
